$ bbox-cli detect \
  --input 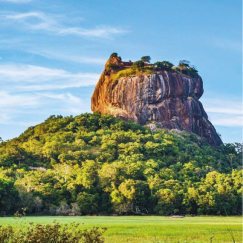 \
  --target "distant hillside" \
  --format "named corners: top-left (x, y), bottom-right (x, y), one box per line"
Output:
top-left (0, 113), bottom-right (242, 215)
